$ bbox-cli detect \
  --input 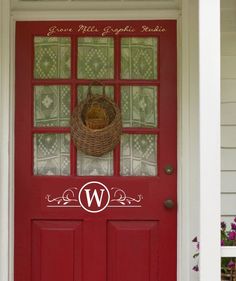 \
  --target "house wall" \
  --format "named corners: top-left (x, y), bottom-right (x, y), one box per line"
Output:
top-left (221, 0), bottom-right (236, 225)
